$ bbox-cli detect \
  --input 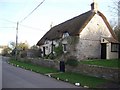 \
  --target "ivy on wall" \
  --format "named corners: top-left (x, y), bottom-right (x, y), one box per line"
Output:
top-left (68, 36), bottom-right (79, 45)
top-left (65, 56), bottom-right (79, 67)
